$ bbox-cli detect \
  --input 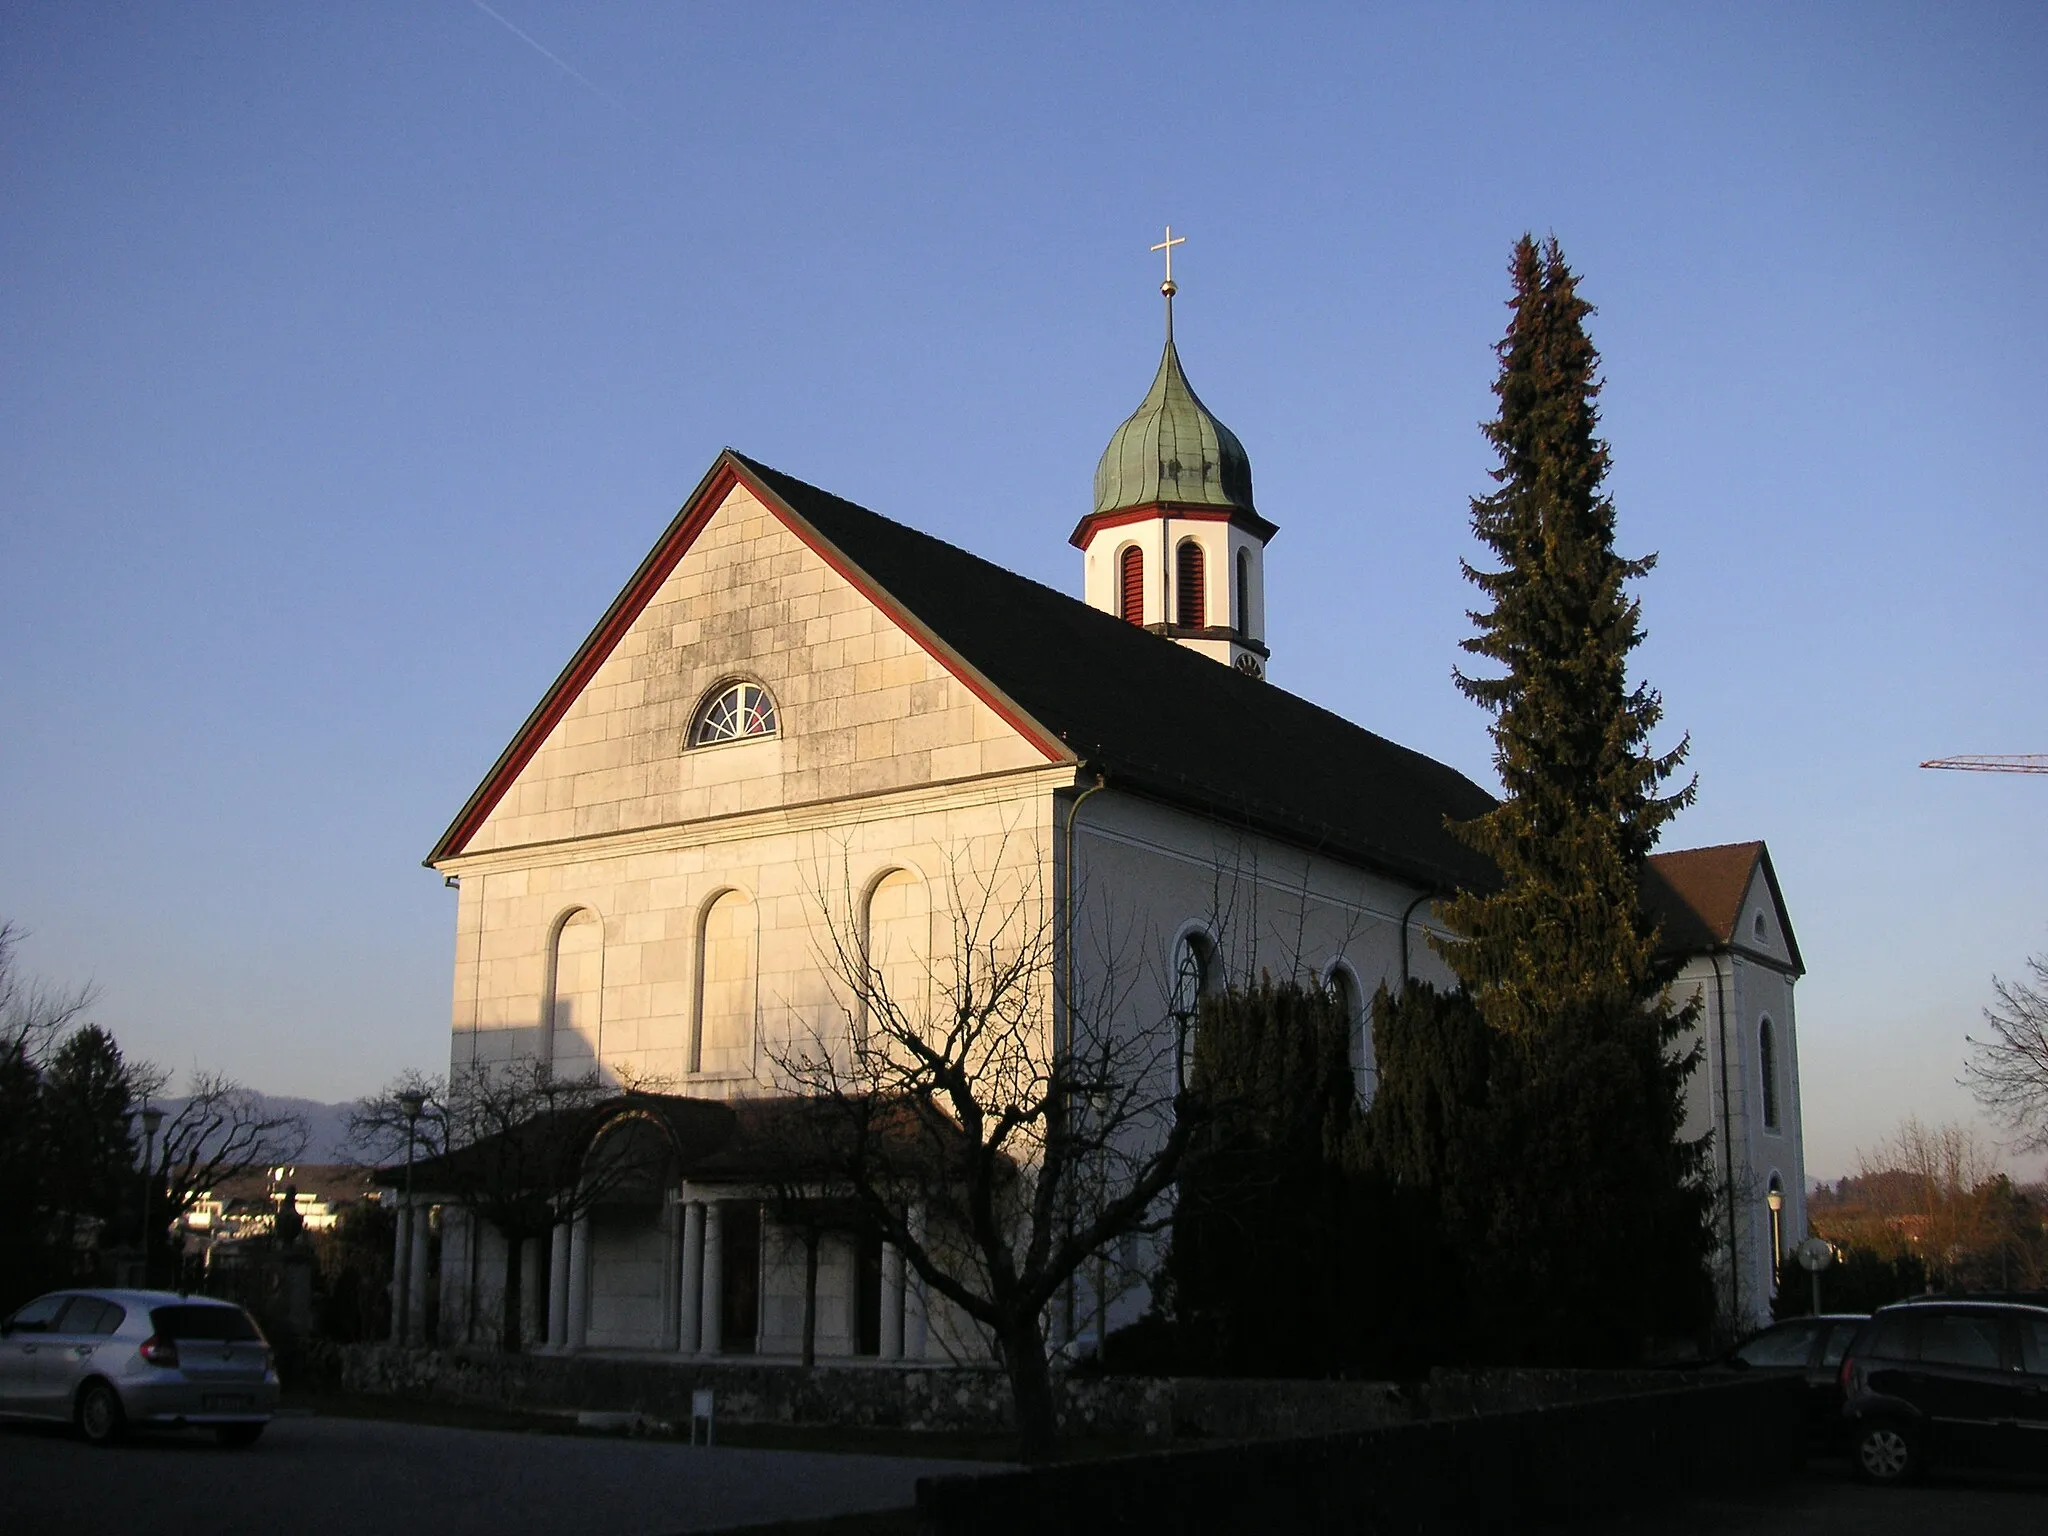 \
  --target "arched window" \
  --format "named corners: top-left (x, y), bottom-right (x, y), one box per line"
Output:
top-left (1235, 548), bottom-right (1251, 634)
top-left (692, 890), bottom-right (757, 1075)
top-left (860, 869), bottom-right (929, 1047)
top-left (690, 681), bottom-right (777, 747)
top-left (1328, 962), bottom-right (1373, 1107)
top-left (1118, 546), bottom-right (1145, 625)
top-left (1172, 929), bottom-right (1216, 1091)
top-left (546, 908), bottom-right (603, 1075)
top-left (1175, 540), bottom-right (1205, 628)
top-left (1759, 1018), bottom-right (1780, 1131)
